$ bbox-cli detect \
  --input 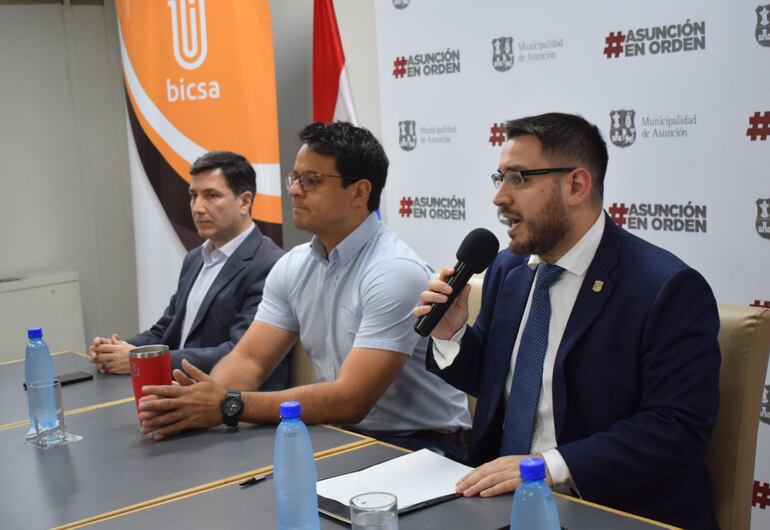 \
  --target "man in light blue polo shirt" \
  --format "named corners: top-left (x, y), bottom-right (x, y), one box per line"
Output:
top-left (138, 122), bottom-right (470, 459)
